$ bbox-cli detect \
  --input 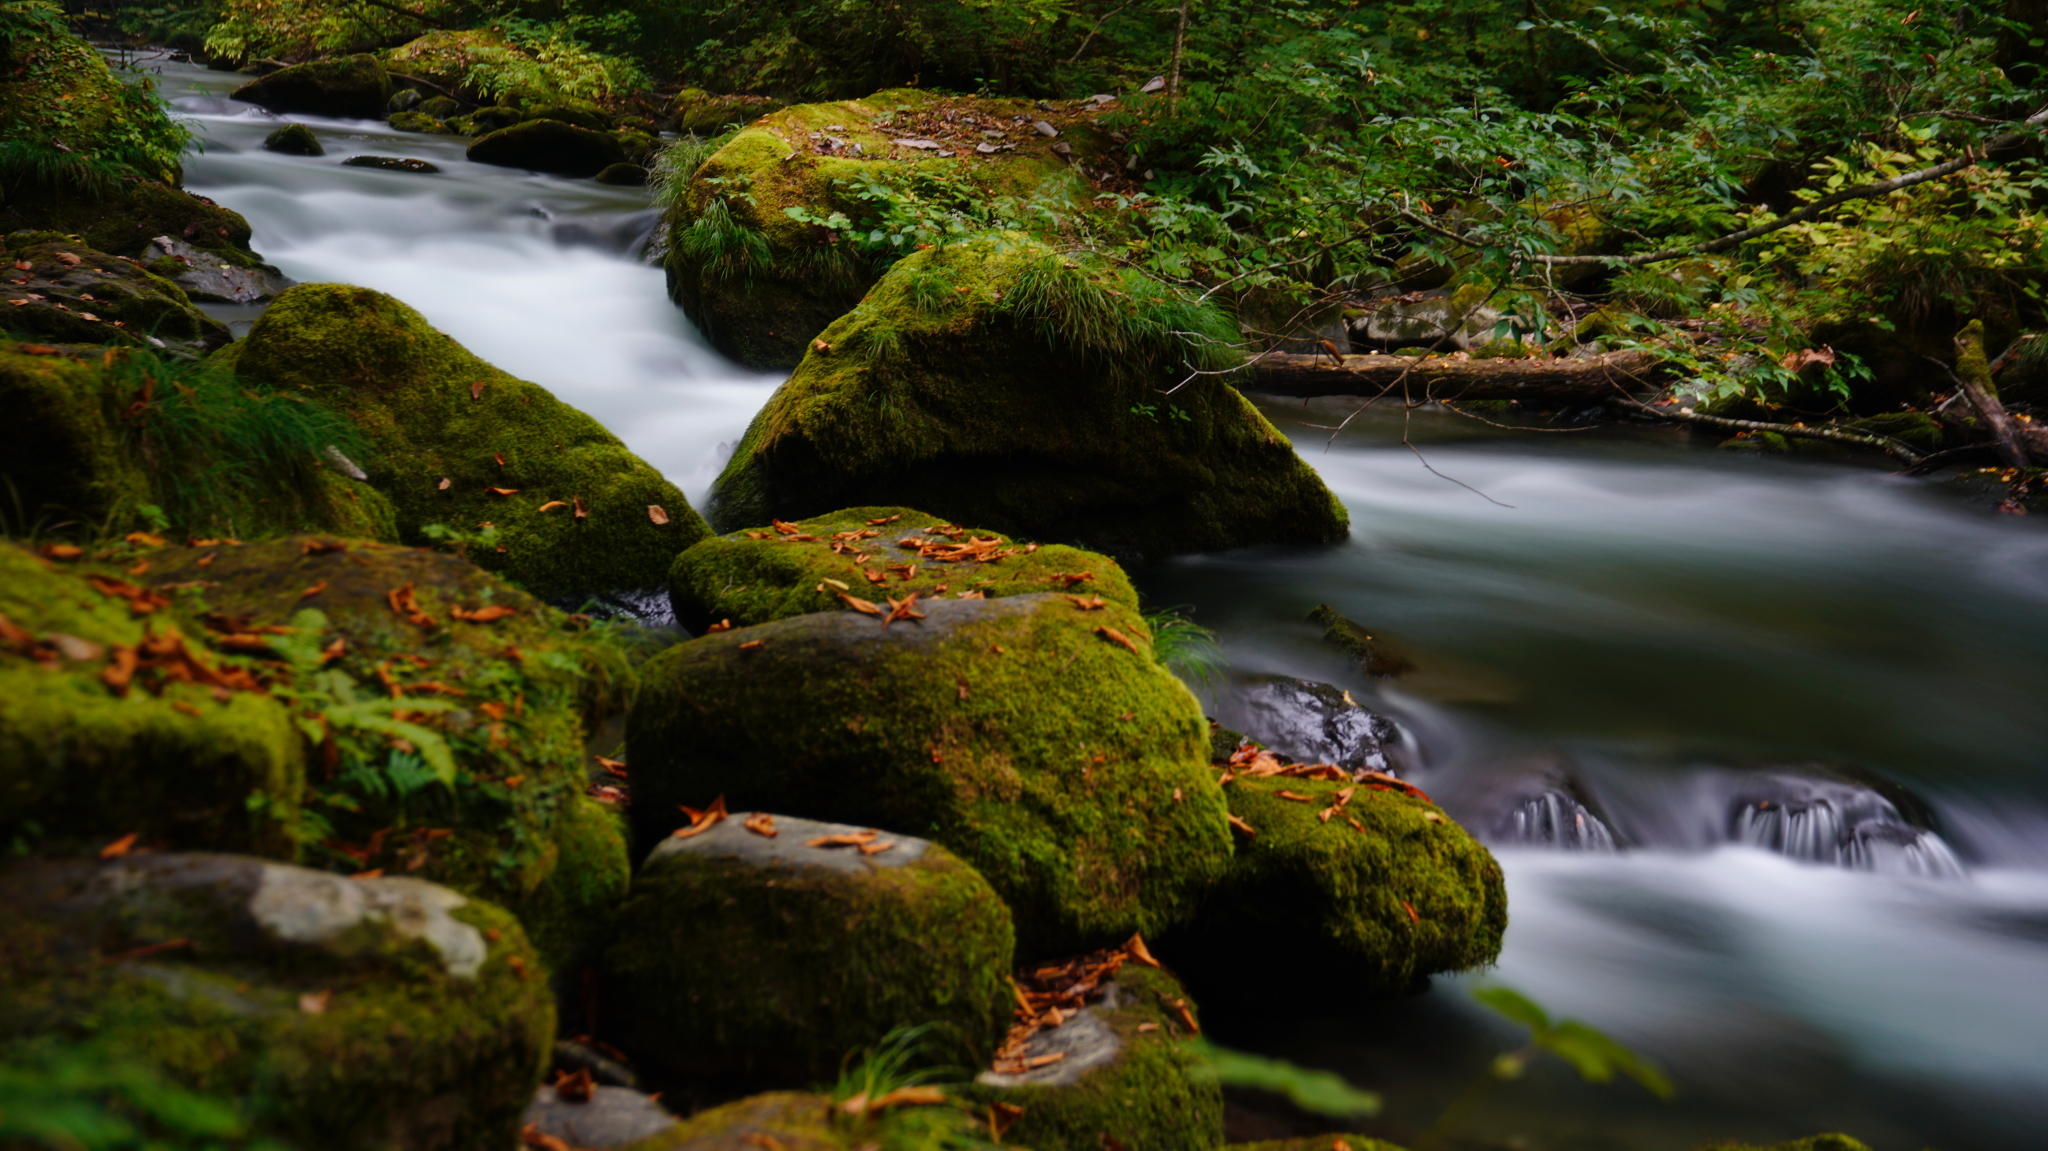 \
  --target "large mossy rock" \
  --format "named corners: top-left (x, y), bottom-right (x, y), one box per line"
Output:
top-left (232, 54), bottom-right (393, 119)
top-left (0, 853), bottom-right (554, 1151)
top-left (1171, 773), bottom-right (1506, 992)
top-left (627, 593), bottom-right (1230, 955)
top-left (708, 236), bottom-right (1348, 558)
top-left (661, 91), bottom-right (1112, 369)
top-left (606, 813), bottom-right (1014, 1081)
top-left (669, 505), bottom-right (1138, 632)
top-left (1, 233), bottom-right (229, 351)
top-left (1704, 1139), bottom-right (1871, 1151)
top-left (0, 544), bottom-right (304, 858)
top-left (1229, 1138), bottom-right (1409, 1151)
top-left (969, 964), bottom-right (1222, 1151)
top-left (0, 340), bottom-right (395, 542)
top-left (139, 536), bottom-right (635, 970)
top-left (467, 119), bottom-right (627, 178)
top-left (215, 283), bottom-right (710, 598)
top-left (667, 88), bottom-right (786, 135)
top-left (616, 1090), bottom-right (994, 1151)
